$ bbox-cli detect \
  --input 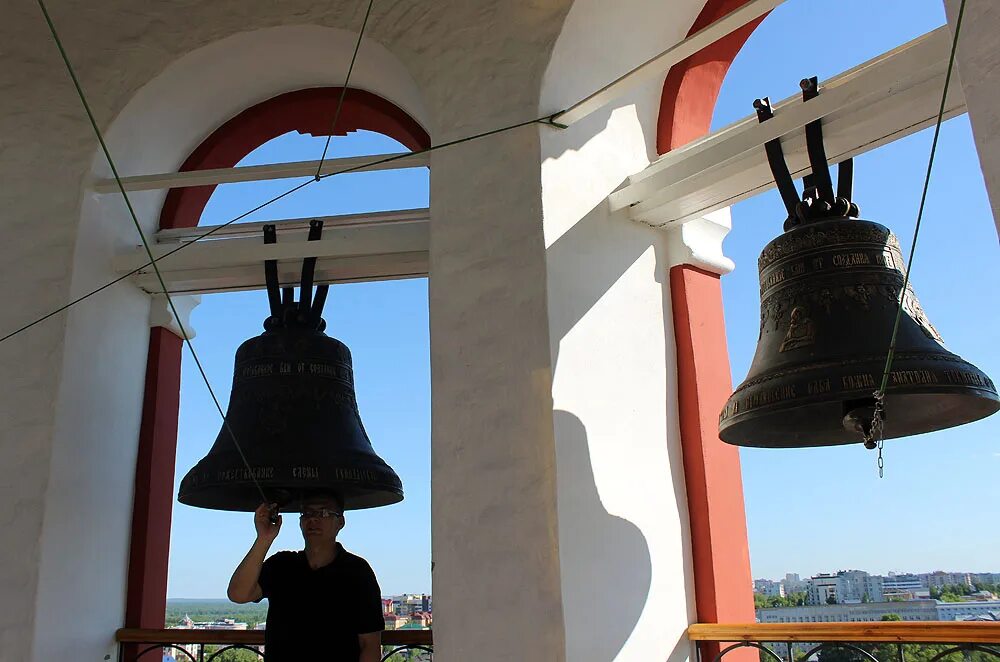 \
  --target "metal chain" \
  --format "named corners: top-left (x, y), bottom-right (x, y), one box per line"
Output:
top-left (868, 0), bottom-right (967, 478)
